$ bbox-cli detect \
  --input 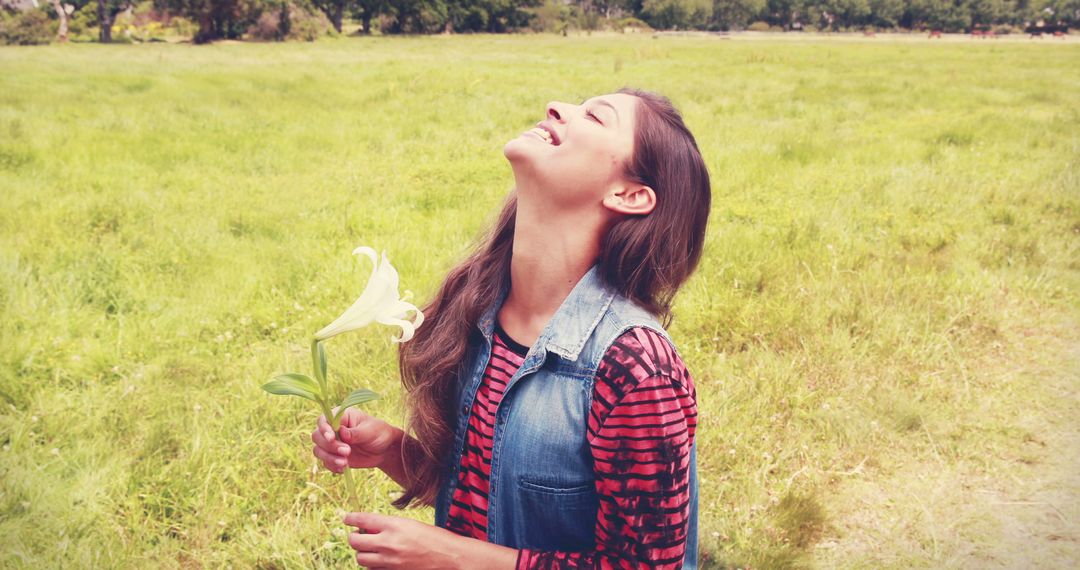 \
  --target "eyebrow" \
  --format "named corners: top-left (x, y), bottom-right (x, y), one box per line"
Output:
top-left (581, 97), bottom-right (620, 125)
